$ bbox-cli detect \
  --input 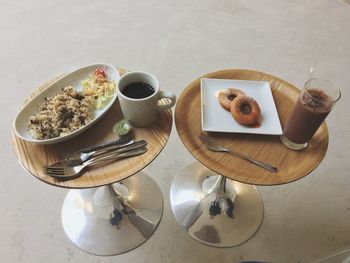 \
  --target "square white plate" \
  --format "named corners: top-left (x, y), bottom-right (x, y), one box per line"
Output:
top-left (201, 78), bottom-right (282, 135)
